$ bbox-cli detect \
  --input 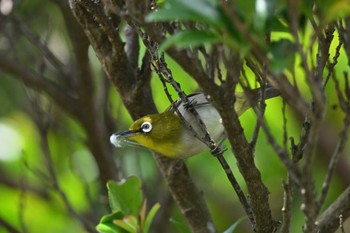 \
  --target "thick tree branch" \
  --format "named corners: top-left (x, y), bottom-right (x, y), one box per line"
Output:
top-left (215, 98), bottom-right (277, 233)
top-left (69, 1), bottom-right (216, 232)
top-left (113, 2), bottom-right (279, 232)
top-left (54, 0), bottom-right (119, 185)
